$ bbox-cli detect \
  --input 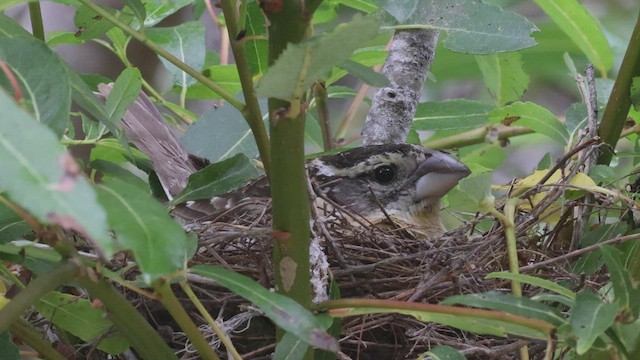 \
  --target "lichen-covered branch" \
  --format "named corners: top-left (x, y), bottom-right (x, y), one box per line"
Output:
top-left (361, 29), bottom-right (439, 145)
